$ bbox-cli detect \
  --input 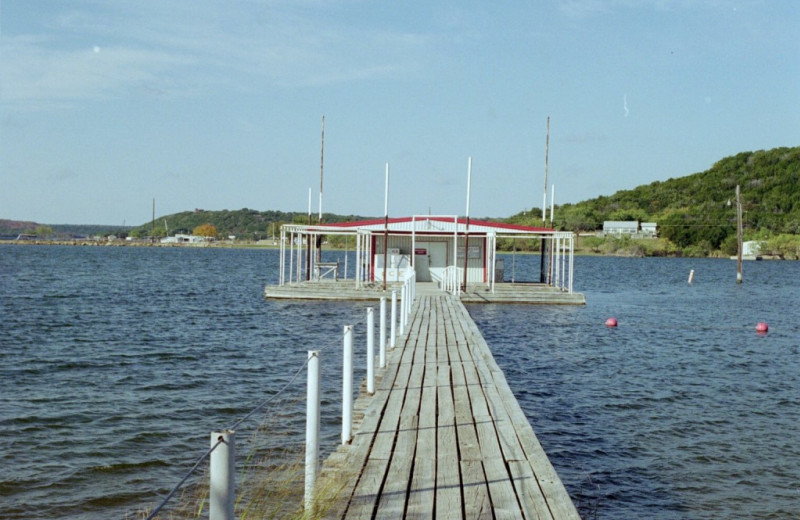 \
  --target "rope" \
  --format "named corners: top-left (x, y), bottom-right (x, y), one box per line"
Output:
top-left (145, 437), bottom-right (225, 520)
top-left (227, 356), bottom-right (310, 432)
